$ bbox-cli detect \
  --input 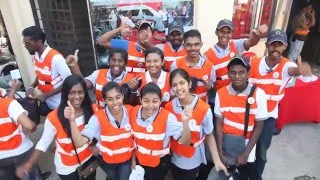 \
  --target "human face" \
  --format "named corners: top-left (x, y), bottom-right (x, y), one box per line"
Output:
top-left (266, 41), bottom-right (287, 61)
top-left (138, 27), bottom-right (153, 48)
top-left (145, 52), bottom-right (163, 75)
top-left (184, 36), bottom-right (202, 59)
top-left (216, 26), bottom-right (233, 47)
top-left (68, 83), bottom-right (85, 109)
top-left (22, 36), bottom-right (38, 55)
top-left (171, 74), bottom-right (191, 100)
top-left (104, 88), bottom-right (124, 114)
top-left (169, 31), bottom-right (183, 47)
top-left (109, 53), bottom-right (126, 77)
top-left (140, 93), bottom-right (161, 118)
top-left (228, 65), bottom-right (249, 88)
